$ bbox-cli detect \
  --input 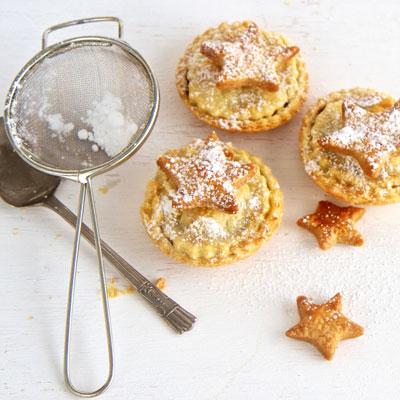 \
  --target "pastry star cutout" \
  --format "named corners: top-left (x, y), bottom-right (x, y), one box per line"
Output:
top-left (297, 201), bottom-right (365, 250)
top-left (200, 22), bottom-right (299, 91)
top-left (286, 293), bottom-right (364, 360)
top-left (319, 100), bottom-right (400, 178)
top-left (157, 132), bottom-right (256, 213)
